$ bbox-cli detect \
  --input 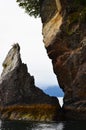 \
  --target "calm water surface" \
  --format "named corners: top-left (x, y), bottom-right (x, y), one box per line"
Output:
top-left (0, 120), bottom-right (86, 130)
